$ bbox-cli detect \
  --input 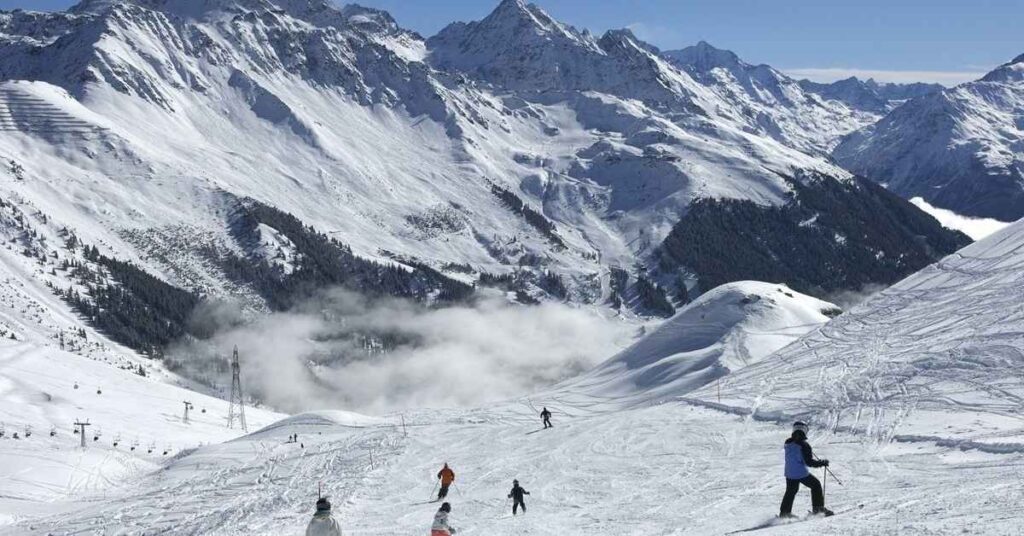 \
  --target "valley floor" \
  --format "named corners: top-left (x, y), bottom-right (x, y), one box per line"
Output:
top-left (6, 392), bottom-right (1024, 535)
